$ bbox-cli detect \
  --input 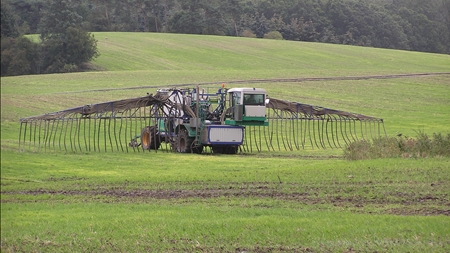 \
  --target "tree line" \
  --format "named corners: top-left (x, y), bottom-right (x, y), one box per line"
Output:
top-left (2, 0), bottom-right (449, 76)
top-left (1, 0), bottom-right (98, 76)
